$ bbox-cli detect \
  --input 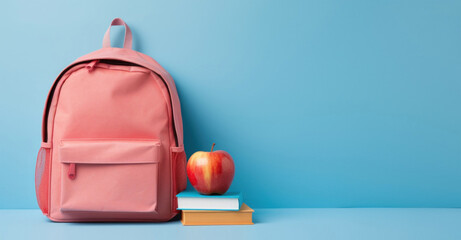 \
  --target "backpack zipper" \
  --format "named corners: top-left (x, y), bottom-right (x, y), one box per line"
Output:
top-left (85, 60), bottom-right (99, 72)
top-left (68, 163), bottom-right (76, 180)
